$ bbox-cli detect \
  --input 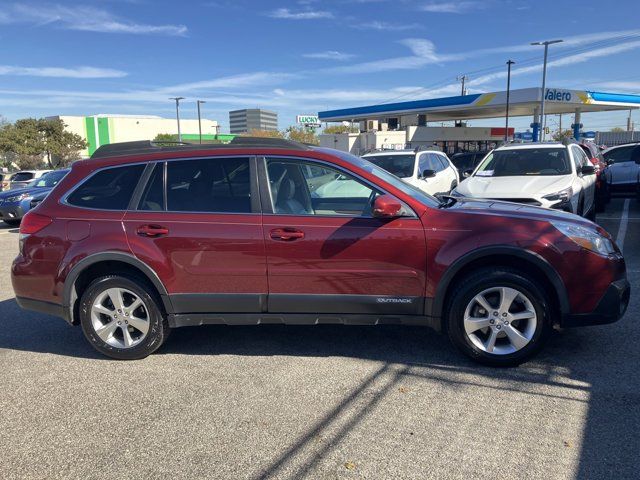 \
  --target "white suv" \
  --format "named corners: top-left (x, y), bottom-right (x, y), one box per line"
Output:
top-left (362, 149), bottom-right (459, 196)
top-left (453, 143), bottom-right (597, 219)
